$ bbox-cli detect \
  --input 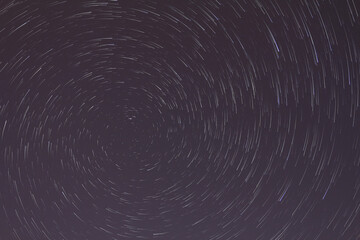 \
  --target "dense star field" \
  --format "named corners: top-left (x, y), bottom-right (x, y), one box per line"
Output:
top-left (0, 0), bottom-right (360, 239)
